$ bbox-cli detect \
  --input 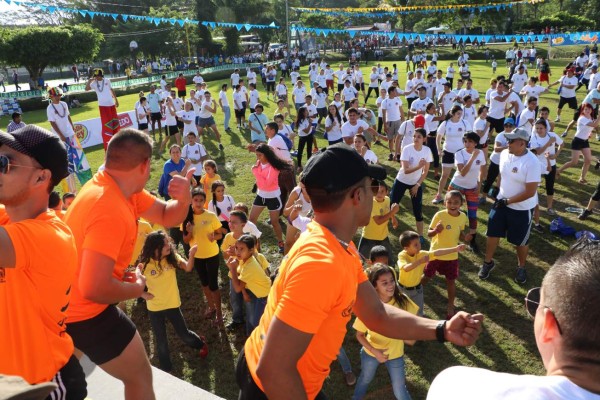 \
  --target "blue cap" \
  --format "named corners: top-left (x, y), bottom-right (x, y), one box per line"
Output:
top-left (504, 117), bottom-right (515, 126)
